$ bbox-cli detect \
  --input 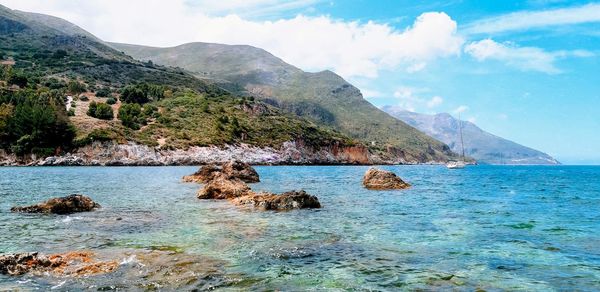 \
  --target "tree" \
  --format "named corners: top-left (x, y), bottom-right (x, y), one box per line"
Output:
top-left (120, 83), bottom-right (166, 104)
top-left (3, 92), bottom-right (75, 156)
top-left (120, 86), bottom-right (148, 104)
top-left (0, 103), bottom-right (14, 146)
top-left (95, 87), bottom-right (111, 97)
top-left (8, 72), bottom-right (28, 88)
